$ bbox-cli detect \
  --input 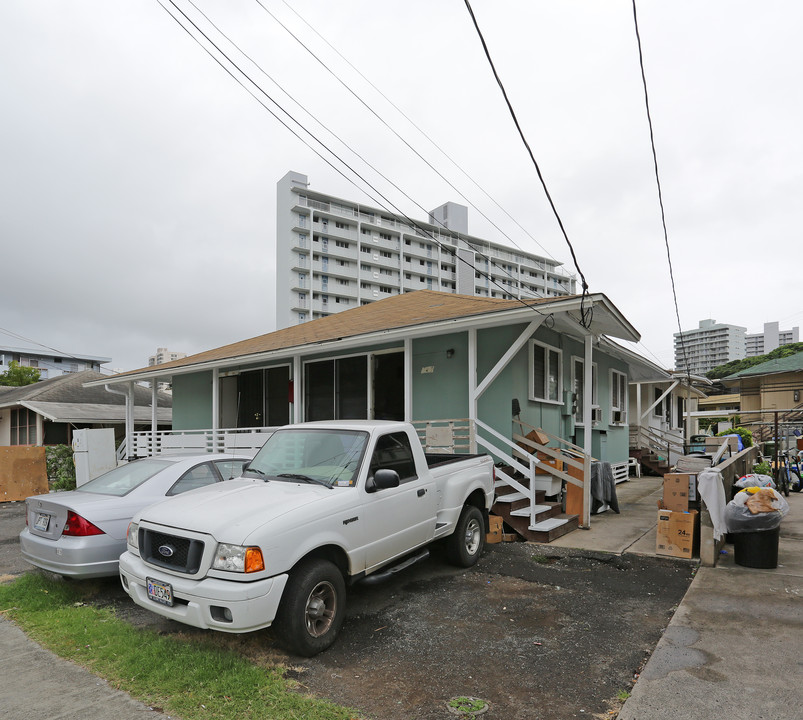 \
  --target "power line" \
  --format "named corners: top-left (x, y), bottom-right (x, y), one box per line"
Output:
top-left (630, 0), bottom-right (688, 374)
top-left (250, 0), bottom-right (575, 296)
top-left (462, 0), bottom-right (590, 331)
top-left (273, 0), bottom-right (568, 269)
top-left (158, 1), bottom-right (558, 319)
